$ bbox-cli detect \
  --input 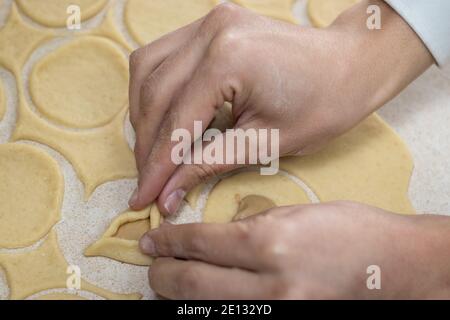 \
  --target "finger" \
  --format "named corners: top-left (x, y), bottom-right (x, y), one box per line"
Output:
top-left (129, 18), bottom-right (204, 127)
top-left (149, 257), bottom-right (269, 299)
top-left (139, 221), bottom-right (268, 270)
top-left (131, 60), bottom-right (223, 210)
